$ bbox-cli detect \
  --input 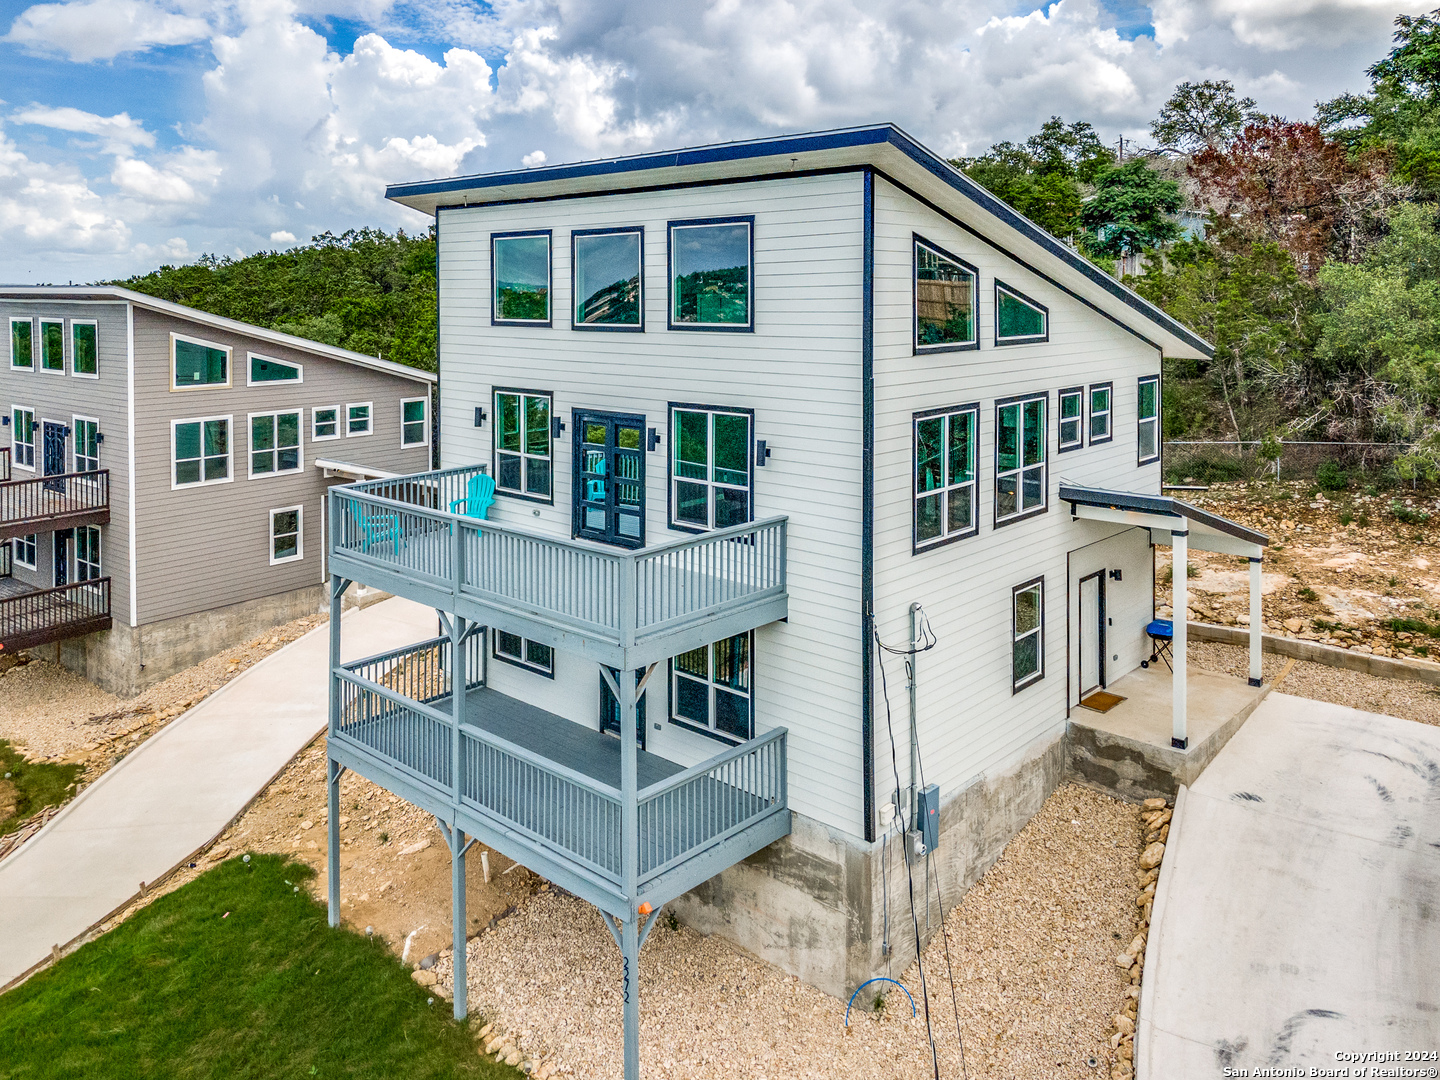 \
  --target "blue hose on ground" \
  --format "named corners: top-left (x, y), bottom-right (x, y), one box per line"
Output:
top-left (844, 977), bottom-right (918, 1027)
